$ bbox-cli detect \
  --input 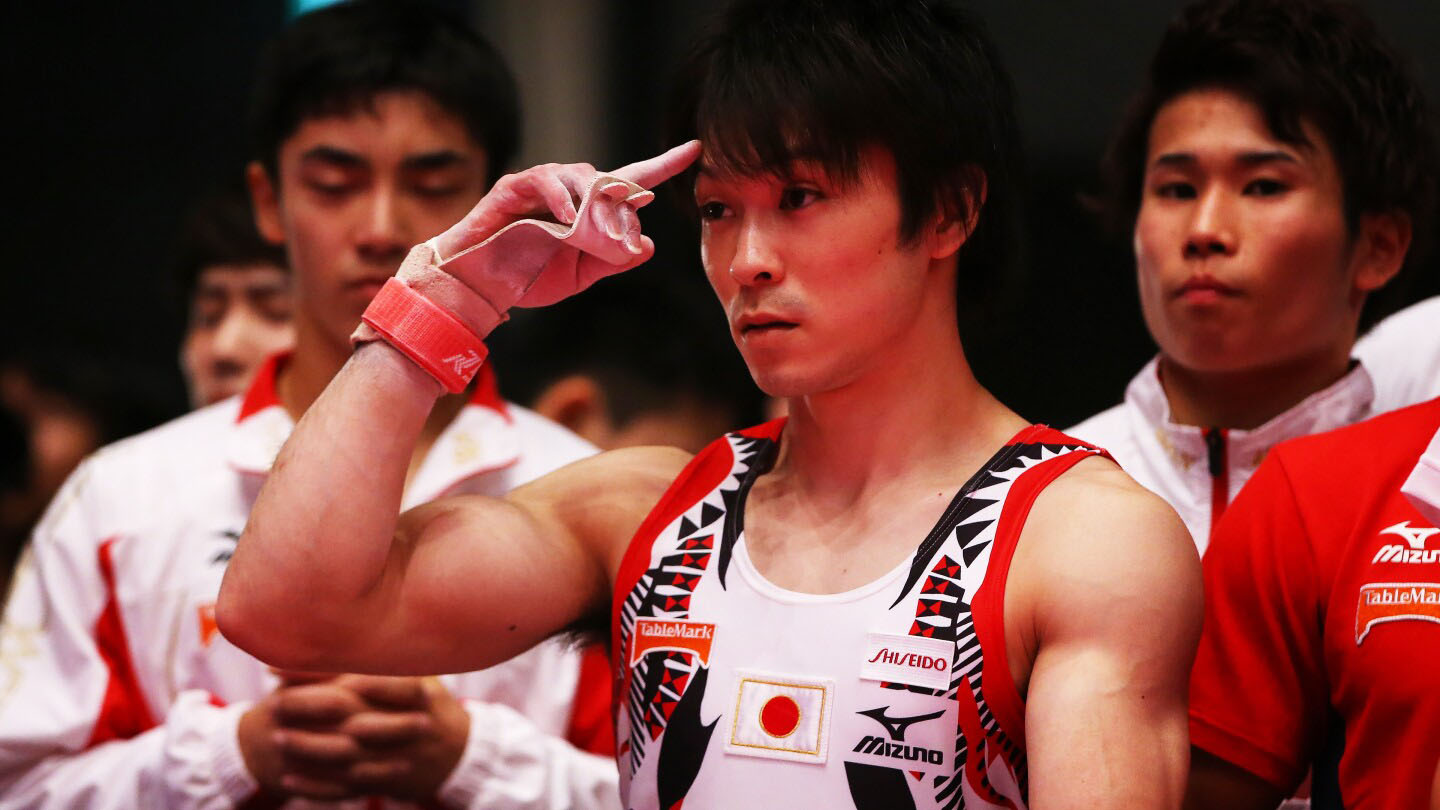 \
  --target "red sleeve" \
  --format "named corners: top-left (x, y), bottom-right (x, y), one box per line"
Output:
top-left (1188, 451), bottom-right (1326, 792)
top-left (564, 643), bottom-right (616, 756)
